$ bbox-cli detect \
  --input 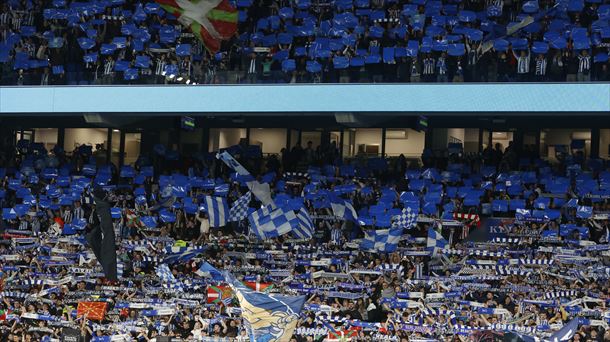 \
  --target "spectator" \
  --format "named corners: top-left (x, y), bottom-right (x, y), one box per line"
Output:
top-left (577, 49), bottom-right (592, 82)
top-left (513, 48), bottom-right (531, 82)
top-left (533, 53), bottom-right (547, 82)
